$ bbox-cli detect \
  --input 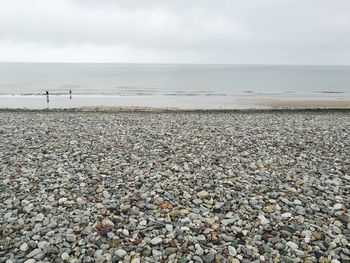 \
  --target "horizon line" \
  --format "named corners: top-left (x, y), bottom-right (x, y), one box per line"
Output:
top-left (1, 61), bottom-right (350, 66)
